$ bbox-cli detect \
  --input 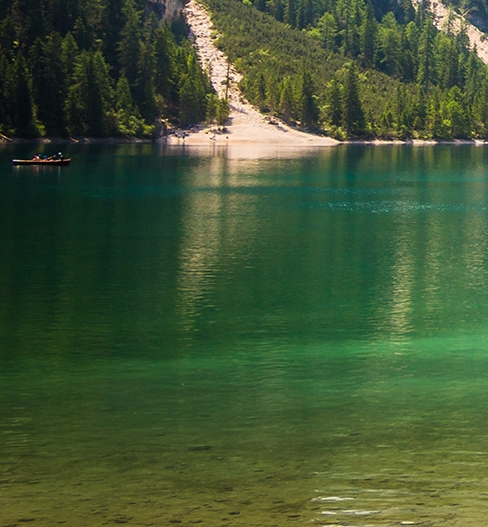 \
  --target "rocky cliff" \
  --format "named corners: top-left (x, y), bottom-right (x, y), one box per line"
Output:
top-left (145, 0), bottom-right (186, 20)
